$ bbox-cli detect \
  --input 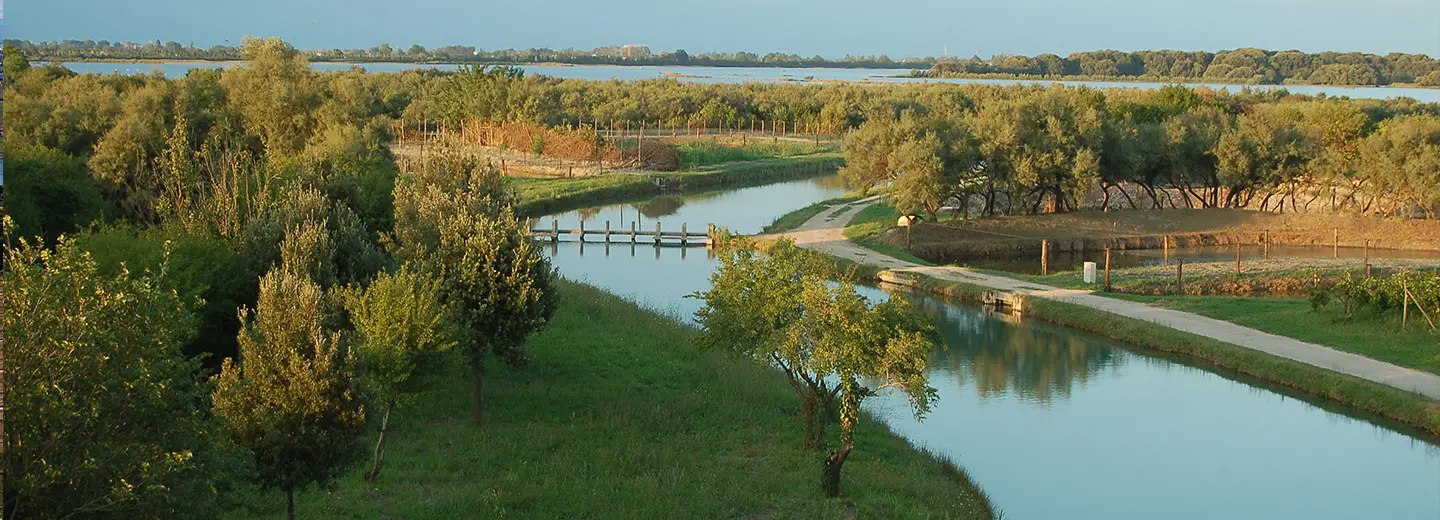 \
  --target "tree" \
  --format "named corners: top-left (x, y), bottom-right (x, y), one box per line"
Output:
top-left (212, 231), bottom-right (368, 520)
top-left (692, 238), bottom-right (938, 497)
top-left (3, 144), bottom-right (108, 245)
top-left (3, 222), bottom-right (240, 519)
top-left (220, 37), bottom-right (319, 156)
top-left (387, 156), bottom-right (559, 424)
top-left (3, 43), bottom-right (31, 77)
top-left (341, 267), bottom-right (458, 481)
